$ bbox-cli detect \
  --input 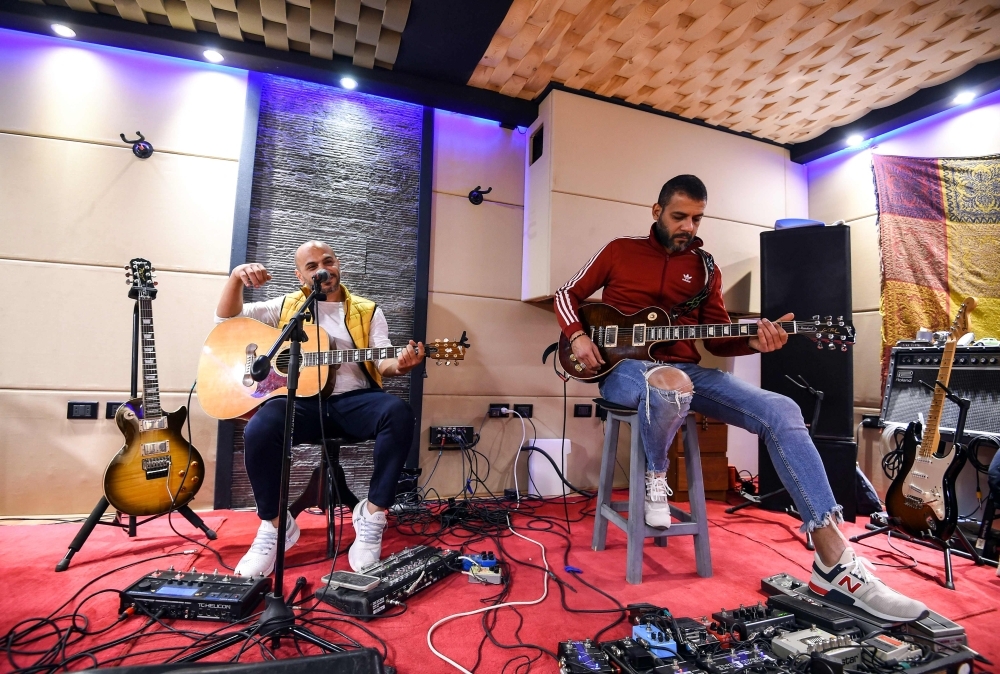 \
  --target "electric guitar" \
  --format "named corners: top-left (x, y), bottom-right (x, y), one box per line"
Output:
top-left (196, 317), bottom-right (469, 420)
top-left (886, 298), bottom-right (976, 540)
top-left (103, 259), bottom-right (205, 516)
top-left (559, 303), bottom-right (856, 382)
